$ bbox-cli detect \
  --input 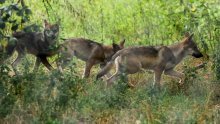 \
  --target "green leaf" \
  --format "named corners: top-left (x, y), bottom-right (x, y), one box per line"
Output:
top-left (2, 13), bottom-right (10, 21)
top-left (3, 6), bottom-right (8, 11)
top-left (0, 6), bottom-right (5, 10)
top-left (11, 4), bottom-right (19, 11)
top-left (21, 16), bottom-right (29, 23)
top-left (23, 24), bottom-right (41, 32)
top-left (8, 20), bottom-right (16, 24)
top-left (0, 0), bottom-right (6, 4)
top-left (0, 22), bottom-right (5, 29)
top-left (11, 24), bottom-right (19, 31)
top-left (16, 10), bottom-right (23, 16)
top-left (25, 8), bottom-right (32, 15)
